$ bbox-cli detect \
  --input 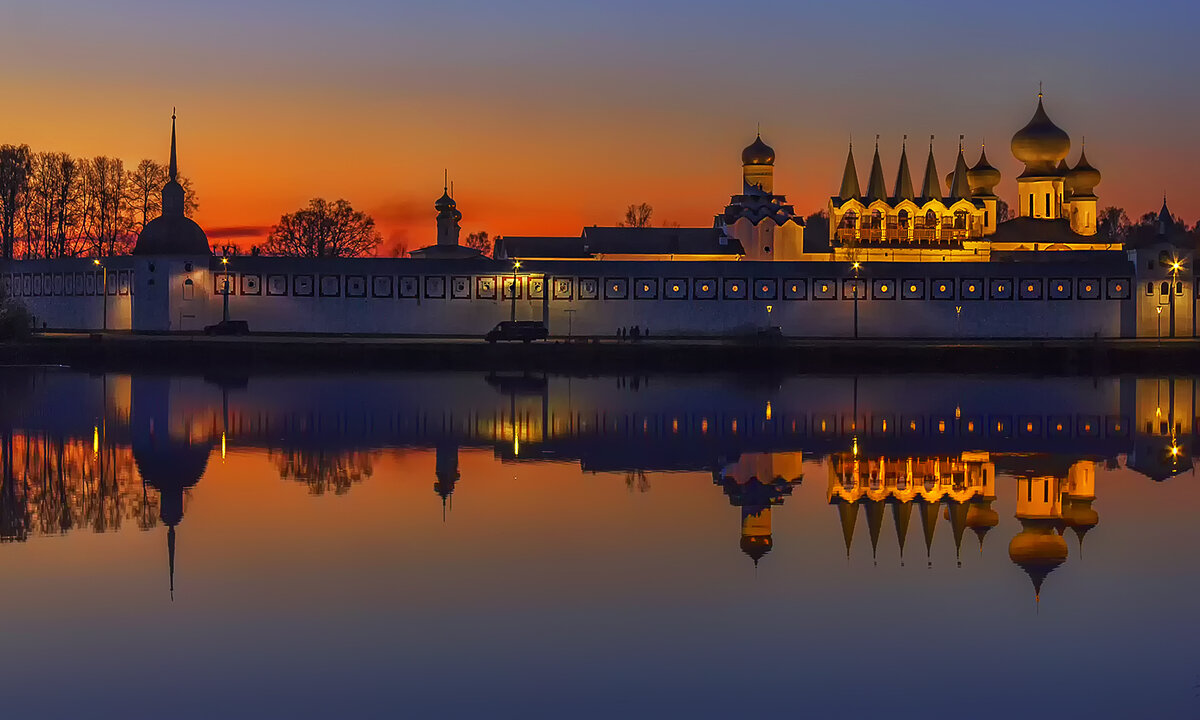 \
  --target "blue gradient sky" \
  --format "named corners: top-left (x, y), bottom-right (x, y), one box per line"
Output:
top-left (1, 0), bottom-right (1196, 247)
